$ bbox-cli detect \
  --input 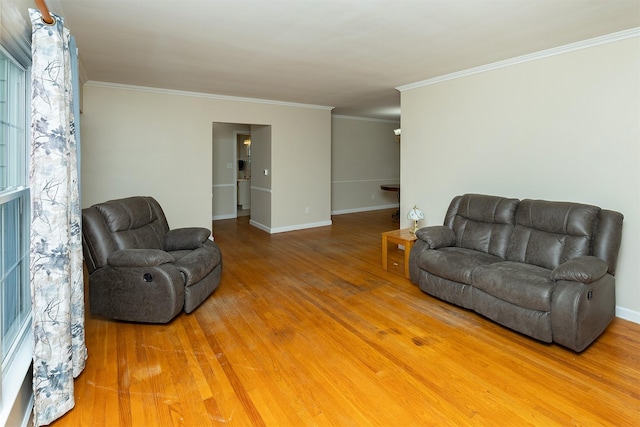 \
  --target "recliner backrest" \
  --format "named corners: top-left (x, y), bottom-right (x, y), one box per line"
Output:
top-left (506, 199), bottom-right (600, 270)
top-left (82, 196), bottom-right (170, 273)
top-left (445, 194), bottom-right (519, 258)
